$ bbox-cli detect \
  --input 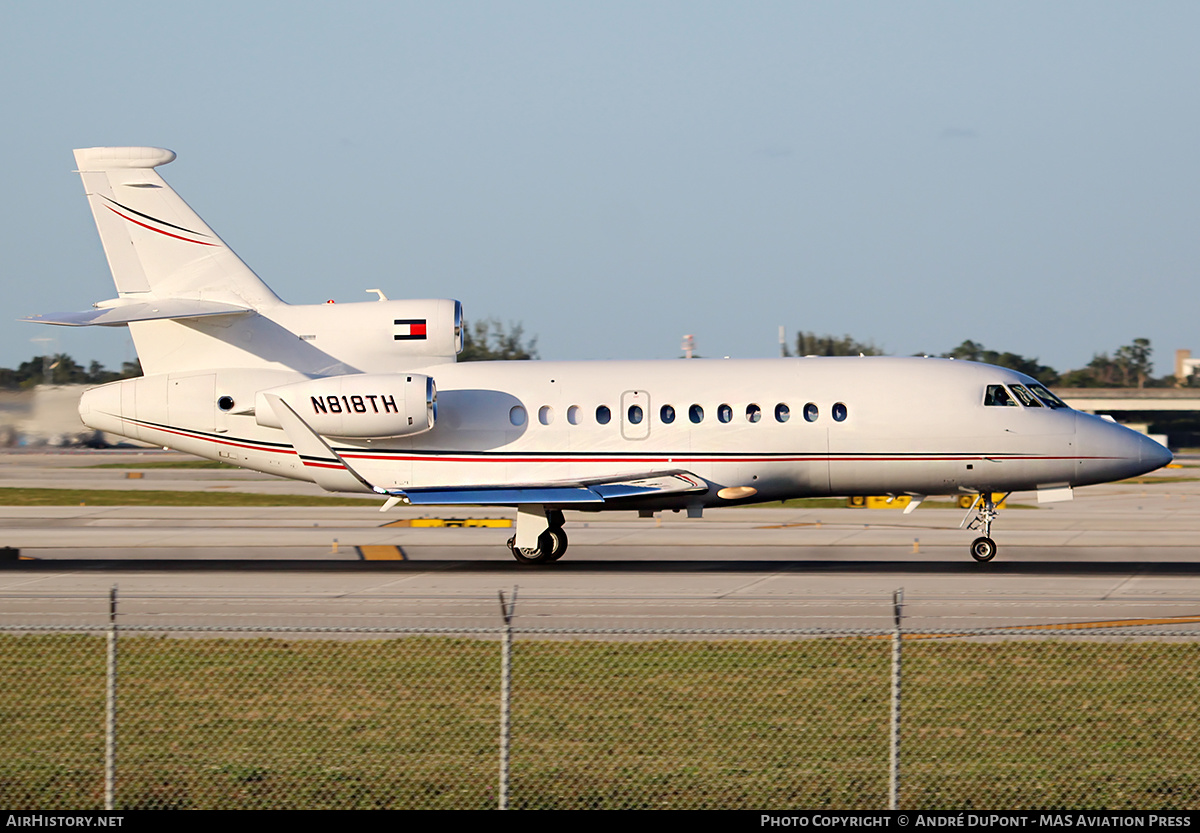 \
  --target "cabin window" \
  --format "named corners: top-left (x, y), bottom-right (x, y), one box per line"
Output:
top-left (746, 403), bottom-right (762, 423)
top-left (596, 405), bottom-right (611, 425)
top-left (567, 405), bottom-right (582, 425)
top-left (509, 406), bottom-right (527, 426)
top-left (660, 405), bottom-right (676, 424)
top-left (804, 403), bottom-right (819, 422)
top-left (984, 385), bottom-right (1016, 406)
top-left (832, 402), bottom-right (847, 422)
top-left (1026, 383), bottom-right (1067, 409)
top-left (689, 404), bottom-right (704, 423)
top-left (775, 403), bottom-right (790, 422)
top-left (1010, 385), bottom-right (1042, 407)
top-left (539, 405), bottom-right (554, 425)
top-left (628, 405), bottom-right (644, 424)
top-left (718, 404), bottom-right (733, 423)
